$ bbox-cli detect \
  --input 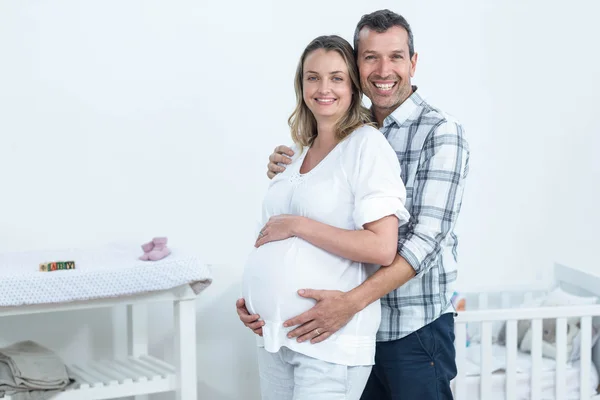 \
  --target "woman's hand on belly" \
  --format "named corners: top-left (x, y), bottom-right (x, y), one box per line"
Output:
top-left (255, 215), bottom-right (303, 248)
